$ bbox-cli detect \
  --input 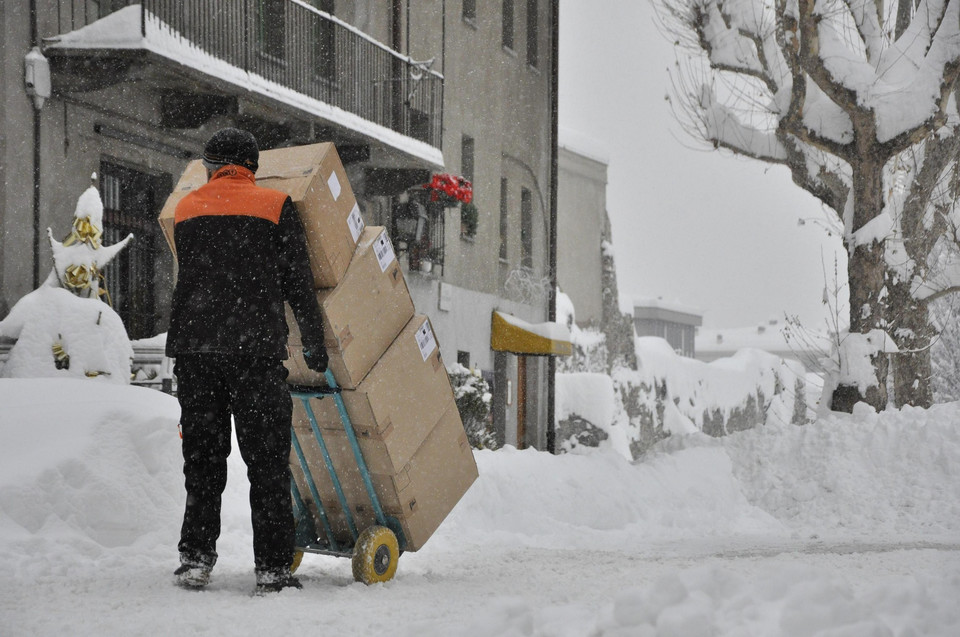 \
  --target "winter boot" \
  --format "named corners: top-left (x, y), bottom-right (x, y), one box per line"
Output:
top-left (254, 568), bottom-right (302, 595)
top-left (175, 562), bottom-right (212, 589)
